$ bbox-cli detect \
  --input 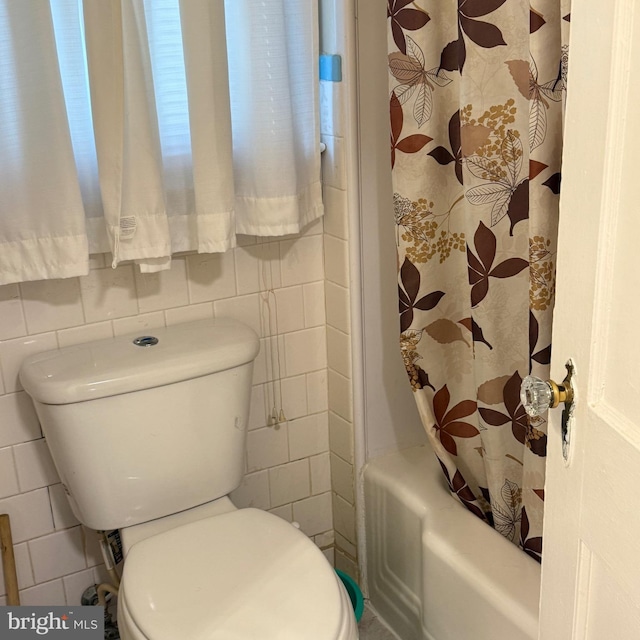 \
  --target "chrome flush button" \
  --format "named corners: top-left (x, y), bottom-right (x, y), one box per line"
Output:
top-left (133, 336), bottom-right (159, 347)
